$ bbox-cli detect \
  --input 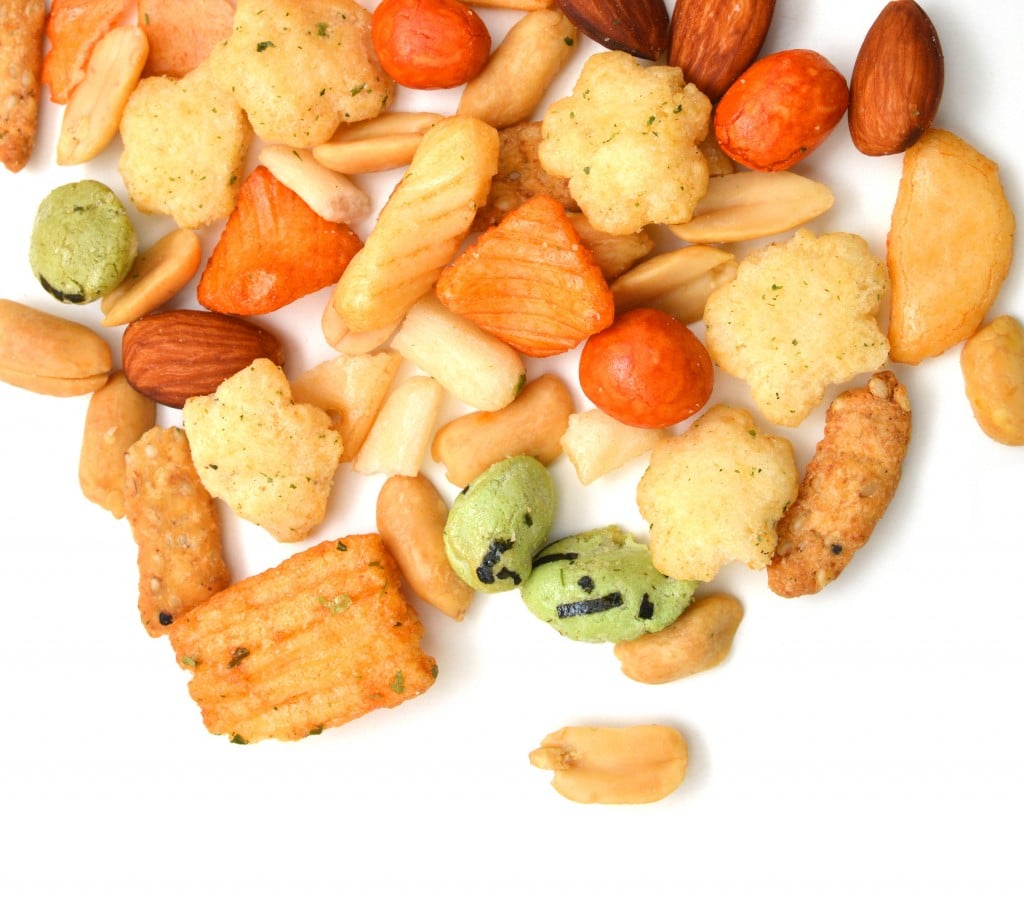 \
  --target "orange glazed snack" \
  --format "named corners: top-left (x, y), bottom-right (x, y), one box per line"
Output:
top-left (41, 0), bottom-right (132, 104)
top-left (436, 194), bottom-right (614, 357)
top-left (168, 535), bottom-right (438, 743)
top-left (197, 165), bottom-right (363, 316)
